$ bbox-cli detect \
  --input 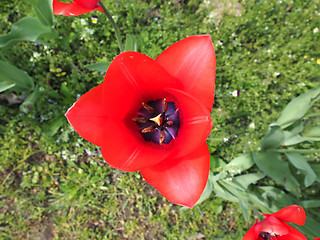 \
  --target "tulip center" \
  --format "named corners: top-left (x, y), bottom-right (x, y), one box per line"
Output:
top-left (133, 98), bottom-right (180, 144)
top-left (259, 232), bottom-right (279, 240)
